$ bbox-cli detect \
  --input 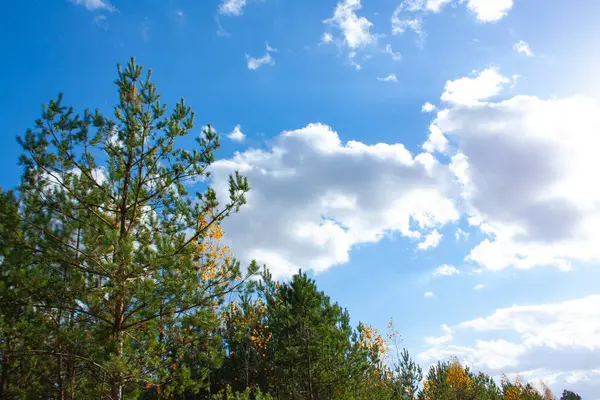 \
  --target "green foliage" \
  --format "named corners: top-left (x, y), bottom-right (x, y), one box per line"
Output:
top-left (561, 390), bottom-right (582, 400)
top-left (3, 57), bottom-right (252, 399)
